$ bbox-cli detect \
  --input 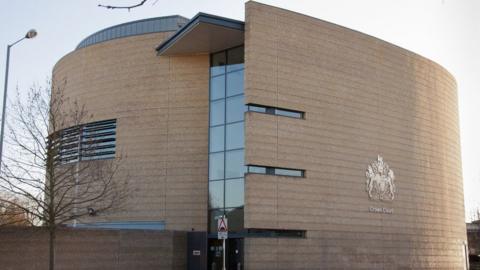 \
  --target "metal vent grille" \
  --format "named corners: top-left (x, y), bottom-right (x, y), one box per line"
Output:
top-left (55, 119), bottom-right (116, 164)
